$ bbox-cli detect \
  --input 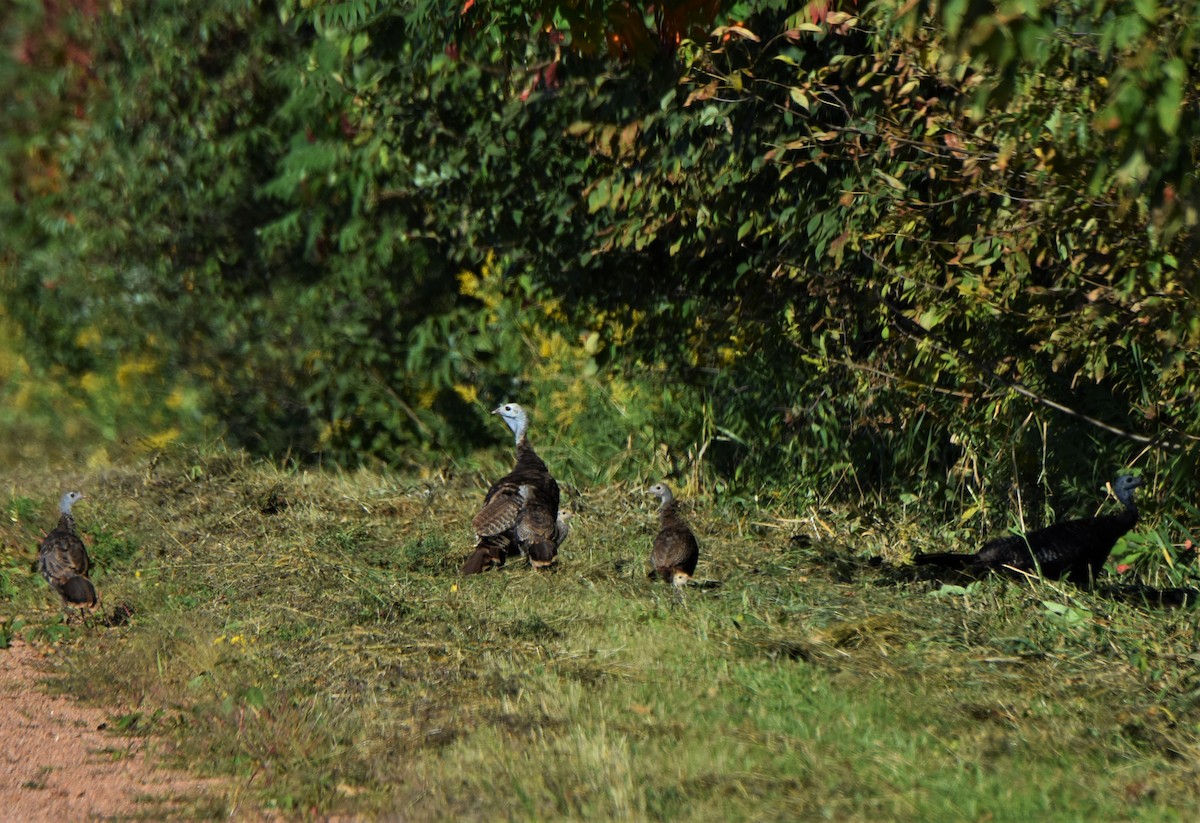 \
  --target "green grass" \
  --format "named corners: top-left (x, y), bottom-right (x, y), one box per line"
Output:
top-left (2, 446), bottom-right (1200, 820)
